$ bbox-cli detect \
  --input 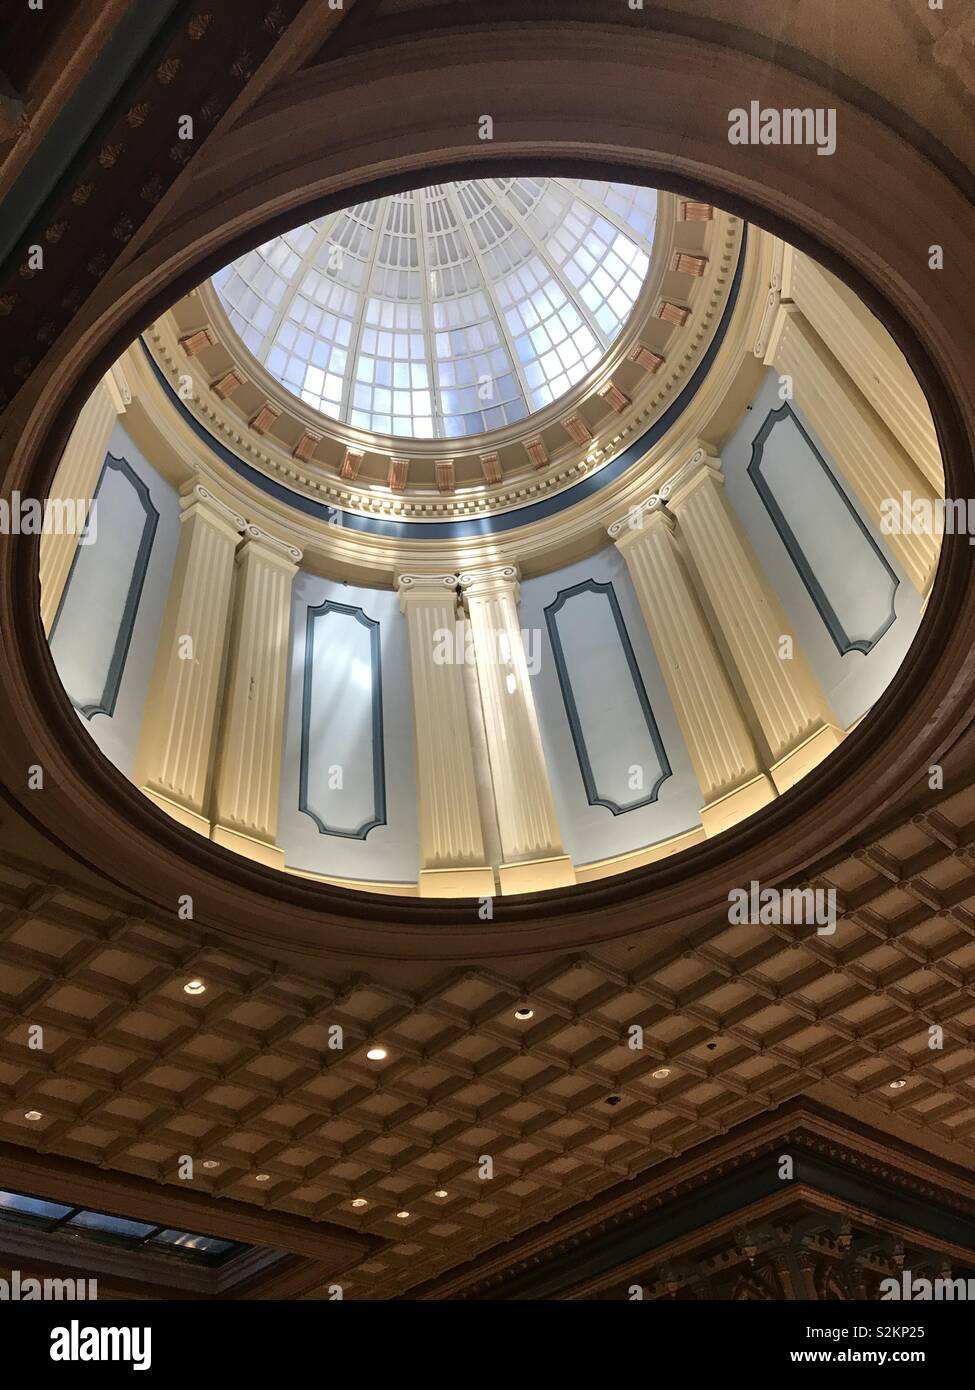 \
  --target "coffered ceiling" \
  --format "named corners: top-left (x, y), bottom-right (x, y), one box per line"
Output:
top-left (2, 760), bottom-right (975, 1298)
top-left (2, 0), bottom-right (975, 1302)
